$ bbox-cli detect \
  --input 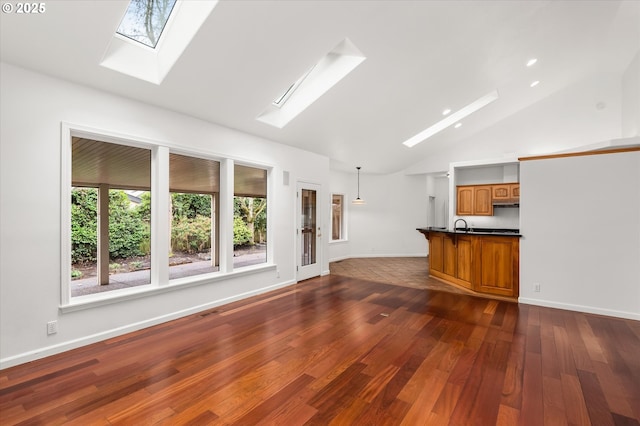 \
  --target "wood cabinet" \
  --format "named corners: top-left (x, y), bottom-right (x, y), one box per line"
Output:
top-left (427, 233), bottom-right (474, 290)
top-left (456, 186), bottom-right (474, 216)
top-left (429, 232), bottom-right (444, 273)
top-left (423, 230), bottom-right (519, 297)
top-left (456, 185), bottom-right (493, 216)
top-left (511, 184), bottom-right (520, 199)
top-left (474, 236), bottom-right (519, 297)
top-left (457, 182), bottom-right (520, 215)
top-left (492, 183), bottom-right (520, 202)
